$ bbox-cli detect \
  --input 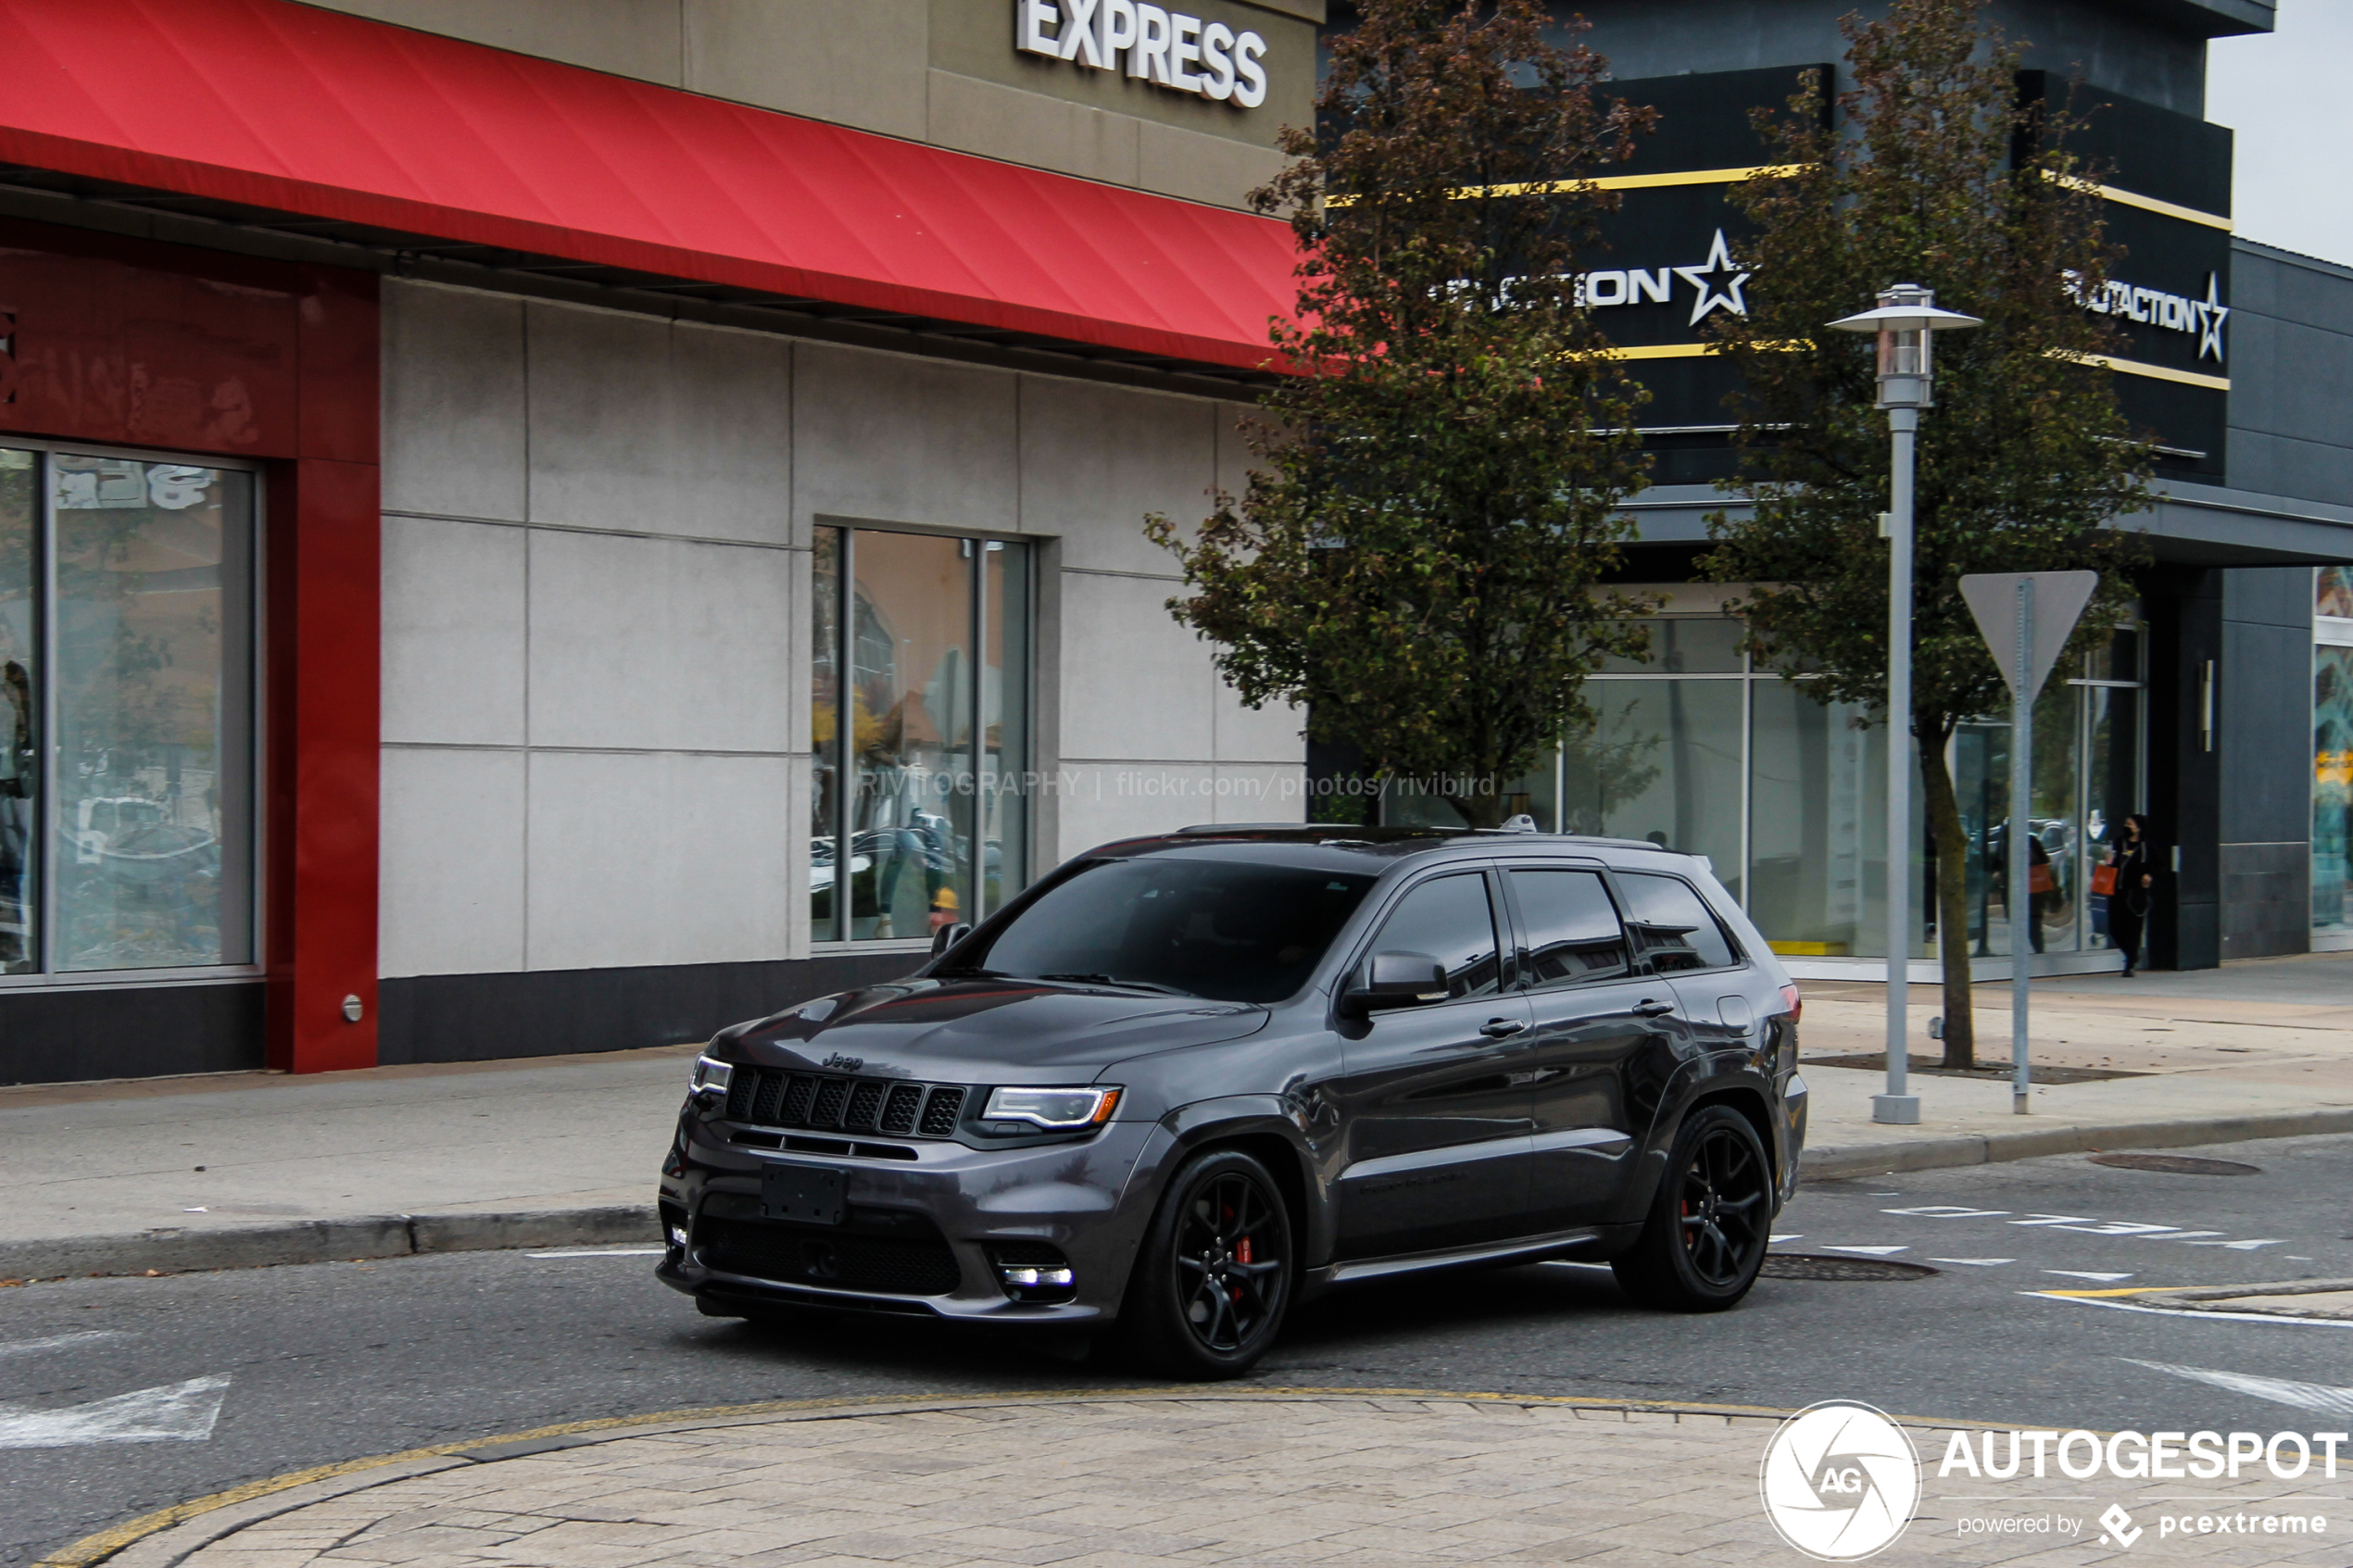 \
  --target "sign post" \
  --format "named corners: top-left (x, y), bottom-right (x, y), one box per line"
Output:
top-left (1958, 570), bottom-right (2100, 1114)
